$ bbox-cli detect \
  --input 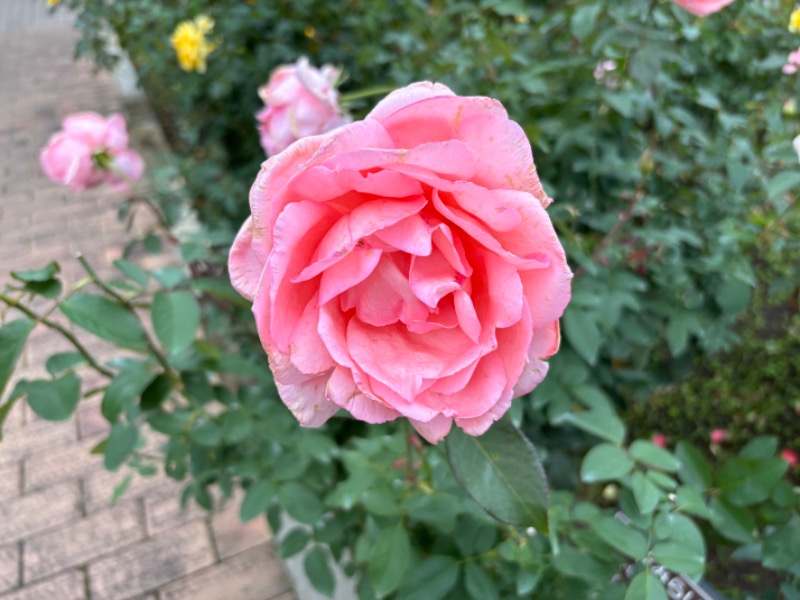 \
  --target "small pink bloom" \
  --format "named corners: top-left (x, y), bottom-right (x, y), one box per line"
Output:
top-left (710, 428), bottom-right (728, 444)
top-left (781, 449), bottom-right (798, 469)
top-left (651, 433), bottom-right (668, 448)
top-left (229, 82), bottom-right (573, 444)
top-left (671, 0), bottom-right (735, 16)
top-left (784, 49), bottom-right (800, 75)
top-left (256, 57), bottom-right (350, 156)
top-left (40, 112), bottom-right (143, 191)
